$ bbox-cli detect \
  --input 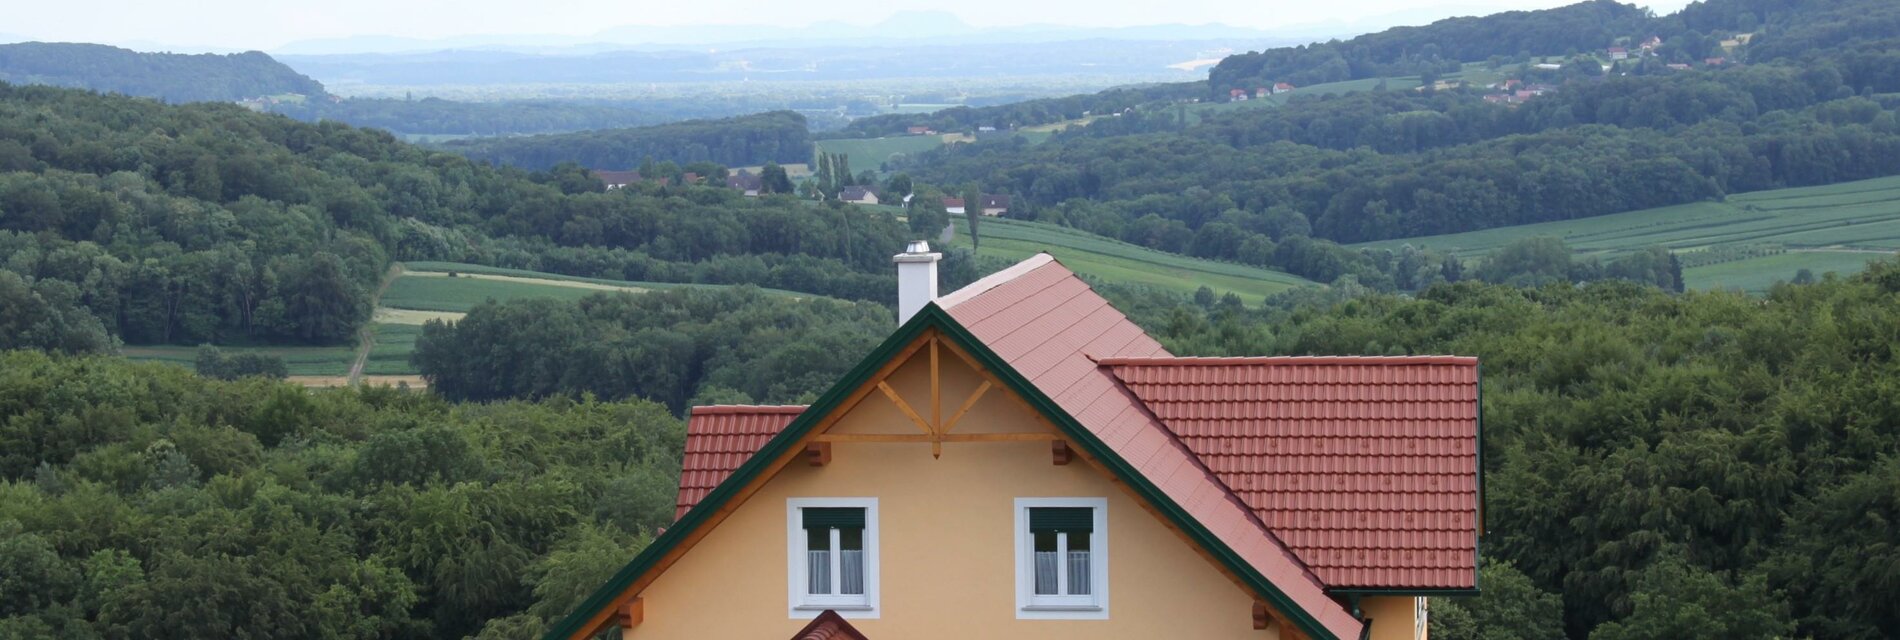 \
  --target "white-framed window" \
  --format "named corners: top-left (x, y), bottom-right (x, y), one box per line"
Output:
top-left (1013, 497), bottom-right (1108, 619)
top-left (786, 498), bottom-right (879, 618)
